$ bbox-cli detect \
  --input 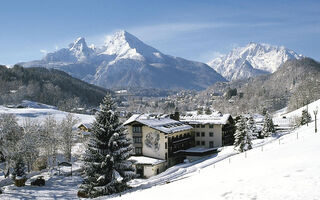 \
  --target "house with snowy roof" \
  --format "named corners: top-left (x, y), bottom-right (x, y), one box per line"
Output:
top-left (123, 111), bottom-right (235, 178)
top-left (124, 114), bottom-right (194, 178)
top-left (77, 123), bottom-right (92, 138)
top-left (180, 111), bottom-right (235, 148)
